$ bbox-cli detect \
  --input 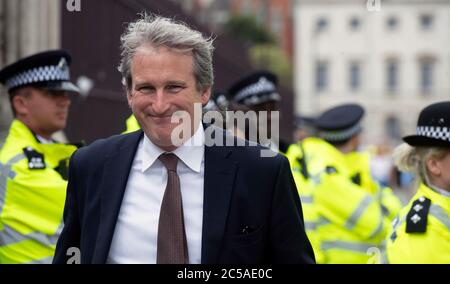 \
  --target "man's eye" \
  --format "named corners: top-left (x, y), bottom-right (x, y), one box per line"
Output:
top-left (167, 85), bottom-right (183, 93)
top-left (138, 86), bottom-right (153, 93)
